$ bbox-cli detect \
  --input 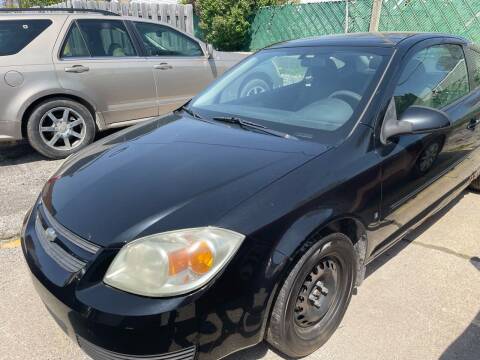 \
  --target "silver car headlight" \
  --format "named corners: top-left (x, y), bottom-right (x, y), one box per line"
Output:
top-left (104, 227), bottom-right (245, 297)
